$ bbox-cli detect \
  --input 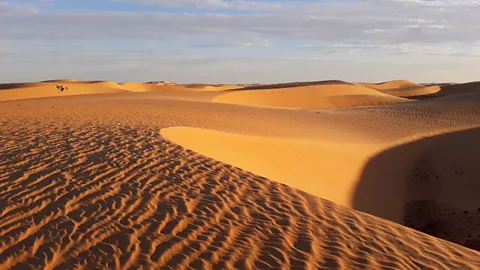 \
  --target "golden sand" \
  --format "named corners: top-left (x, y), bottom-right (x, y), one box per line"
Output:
top-left (1, 80), bottom-right (479, 269)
